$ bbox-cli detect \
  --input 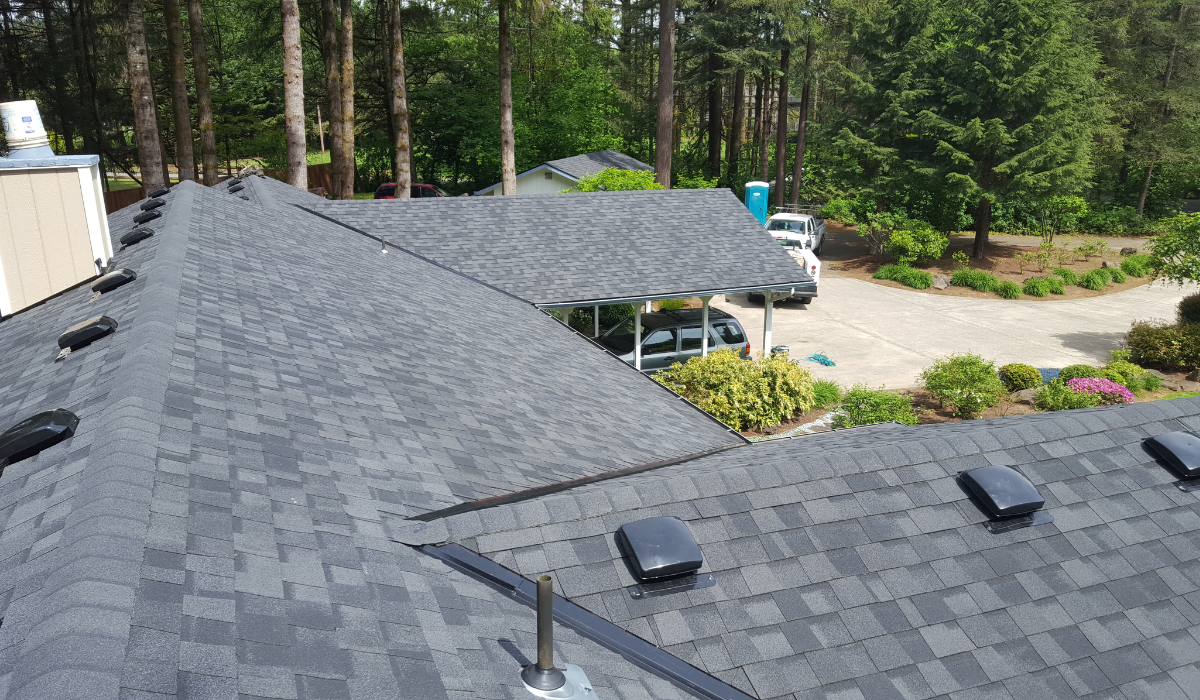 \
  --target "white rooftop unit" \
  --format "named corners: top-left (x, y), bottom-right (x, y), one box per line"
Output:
top-left (0, 100), bottom-right (111, 317)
